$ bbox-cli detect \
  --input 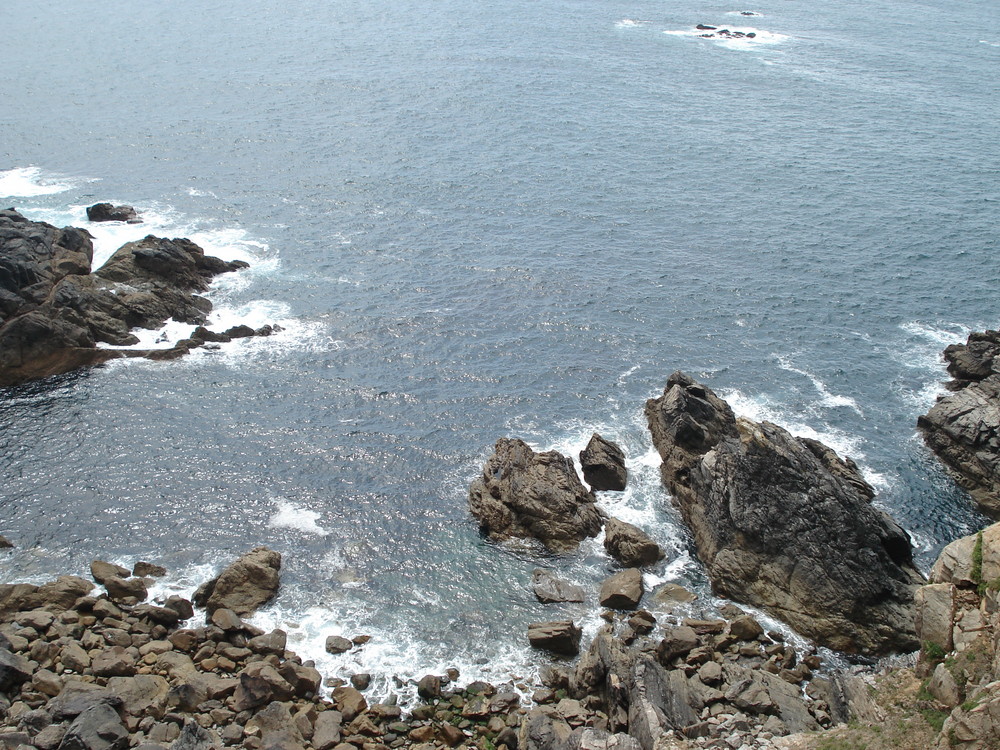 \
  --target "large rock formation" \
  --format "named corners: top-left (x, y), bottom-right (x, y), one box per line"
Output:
top-left (918, 330), bottom-right (1000, 519)
top-left (0, 209), bottom-right (250, 387)
top-left (579, 434), bottom-right (628, 491)
top-left (644, 371), bottom-right (924, 654)
top-left (468, 438), bottom-right (603, 552)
